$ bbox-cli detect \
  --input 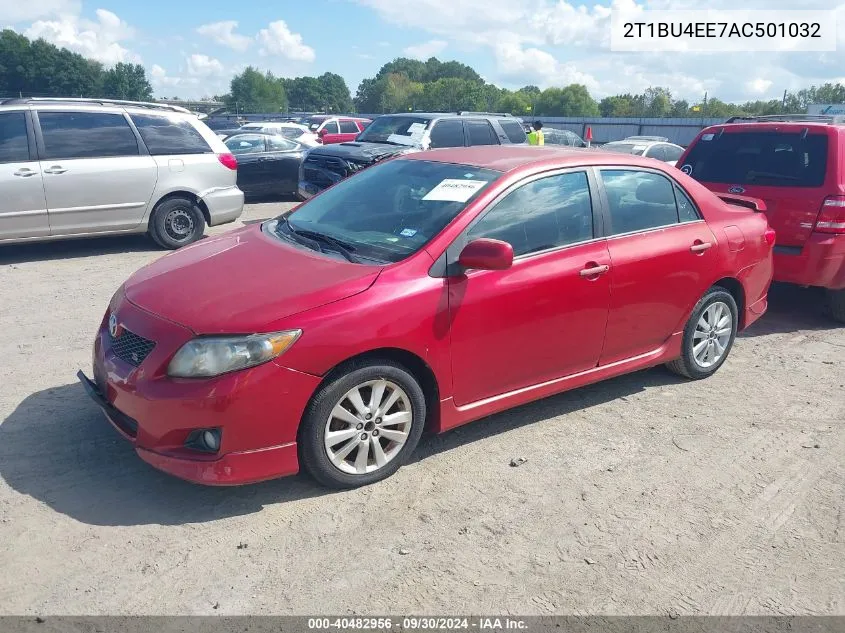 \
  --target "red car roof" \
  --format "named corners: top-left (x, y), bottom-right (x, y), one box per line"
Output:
top-left (400, 145), bottom-right (676, 172)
